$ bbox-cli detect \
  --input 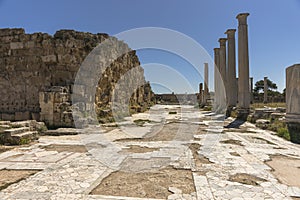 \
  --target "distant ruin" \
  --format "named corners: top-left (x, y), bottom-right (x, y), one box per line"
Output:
top-left (0, 28), bottom-right (154, 127)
